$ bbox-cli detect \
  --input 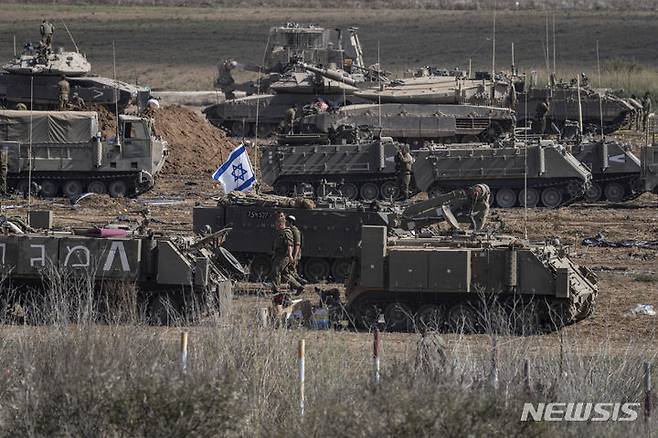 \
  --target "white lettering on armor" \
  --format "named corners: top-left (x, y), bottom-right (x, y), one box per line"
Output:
top-left (30, 244), bottom-right (46, 267)
top-left (64, 245), bottom-right (90, 268)
top-left (103, 241), bottom-right (130, 272)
